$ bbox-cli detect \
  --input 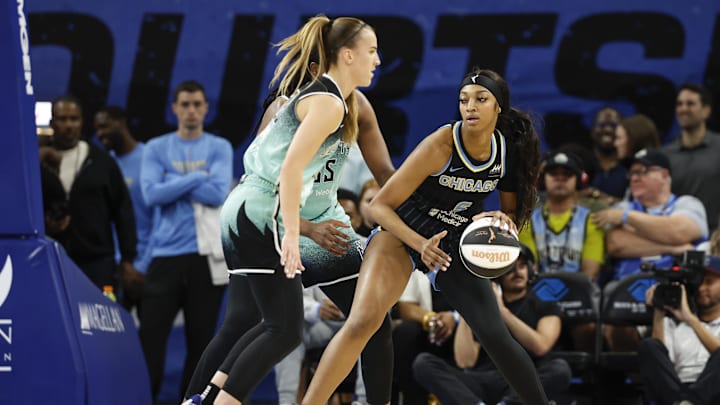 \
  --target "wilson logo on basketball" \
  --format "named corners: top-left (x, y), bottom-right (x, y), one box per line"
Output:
top-left (470, 250), bottom-right (510, 263)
